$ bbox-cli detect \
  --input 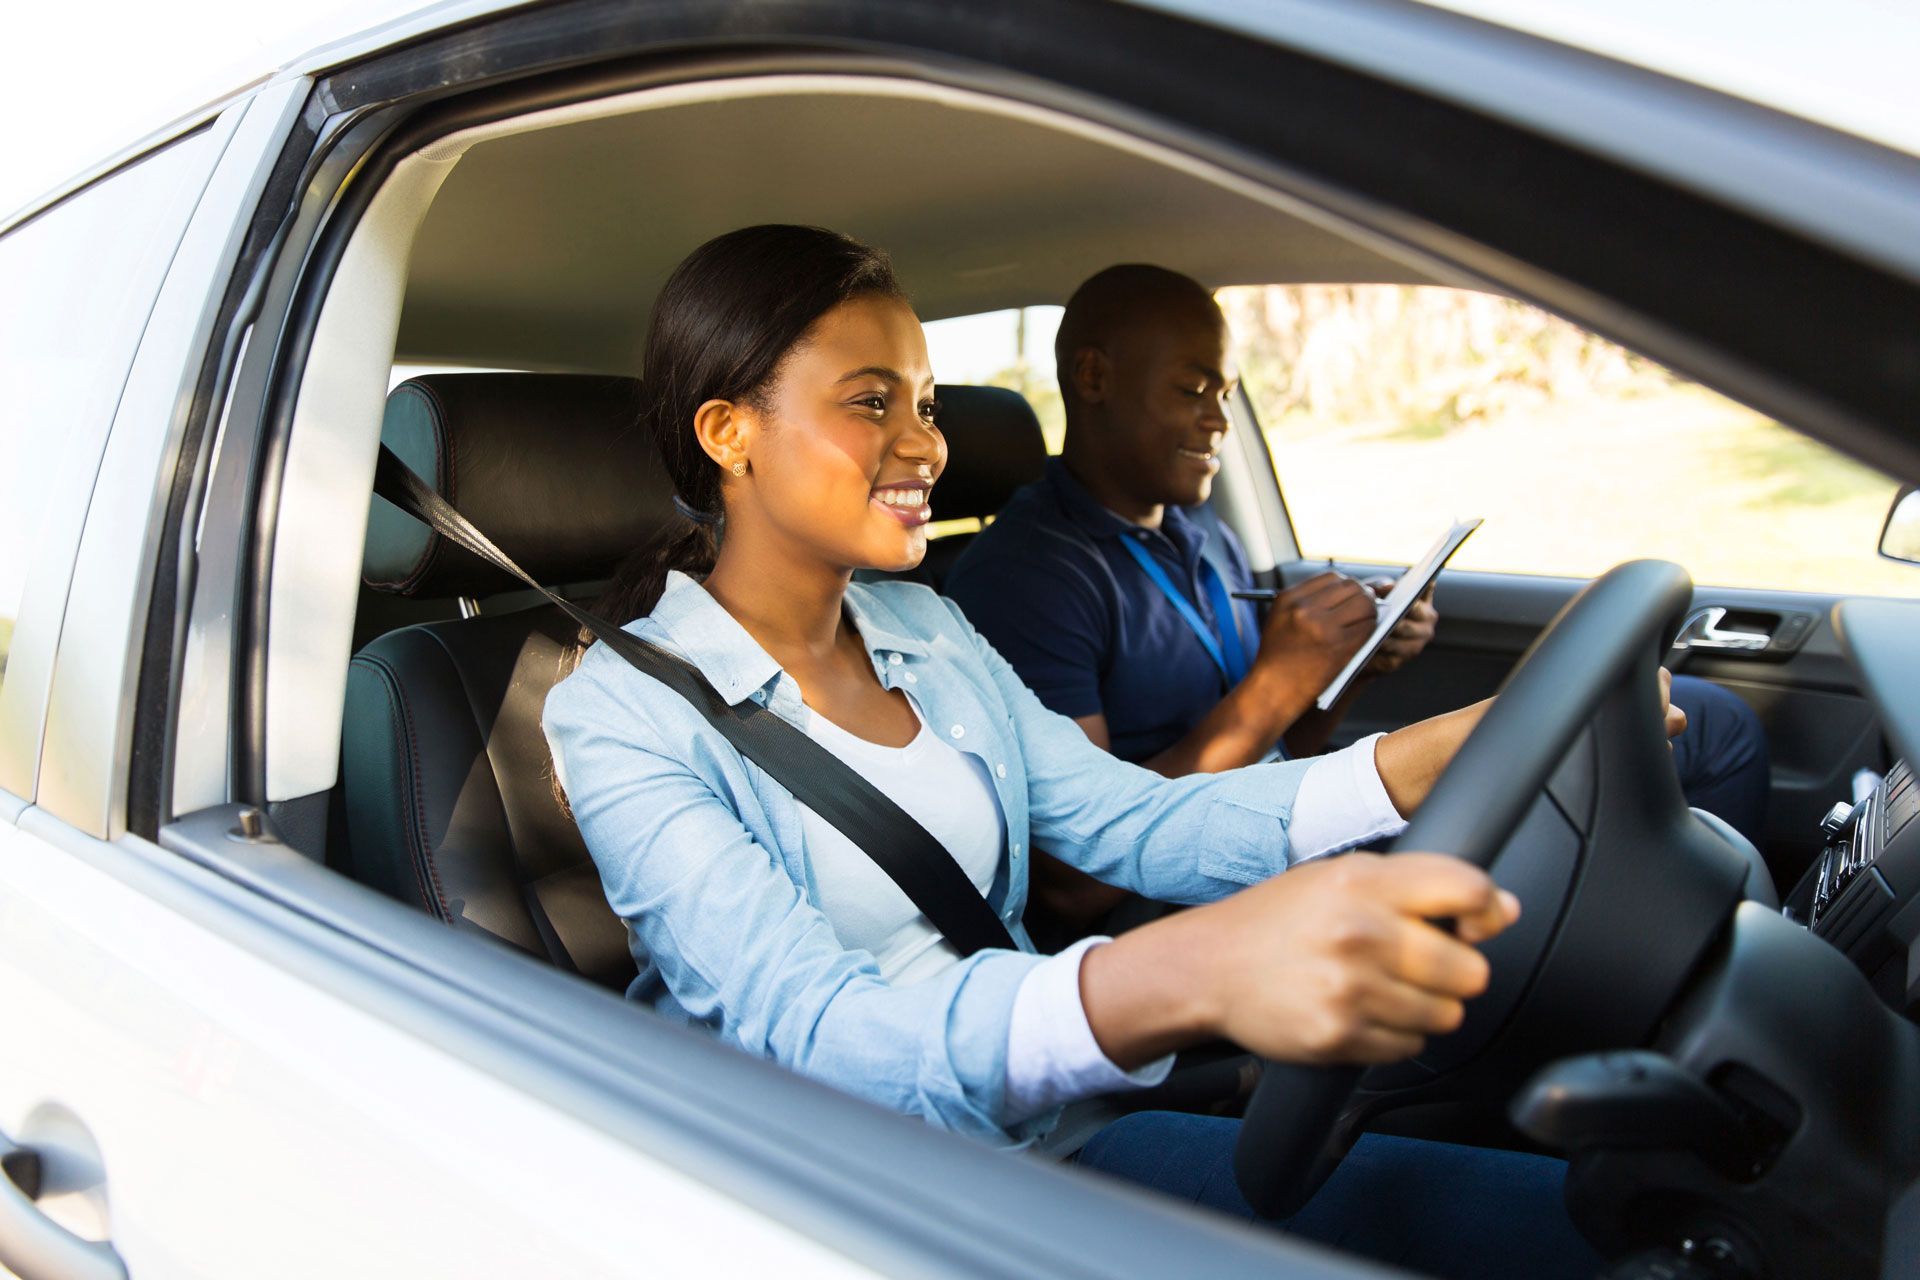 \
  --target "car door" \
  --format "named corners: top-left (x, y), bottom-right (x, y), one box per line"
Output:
top-left (1226, 286), bottom-right (1915, 884)
top-left (0, 85), bottom-right (631, 1280)
top-left (0, 85), bottom-right (235, 1280)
